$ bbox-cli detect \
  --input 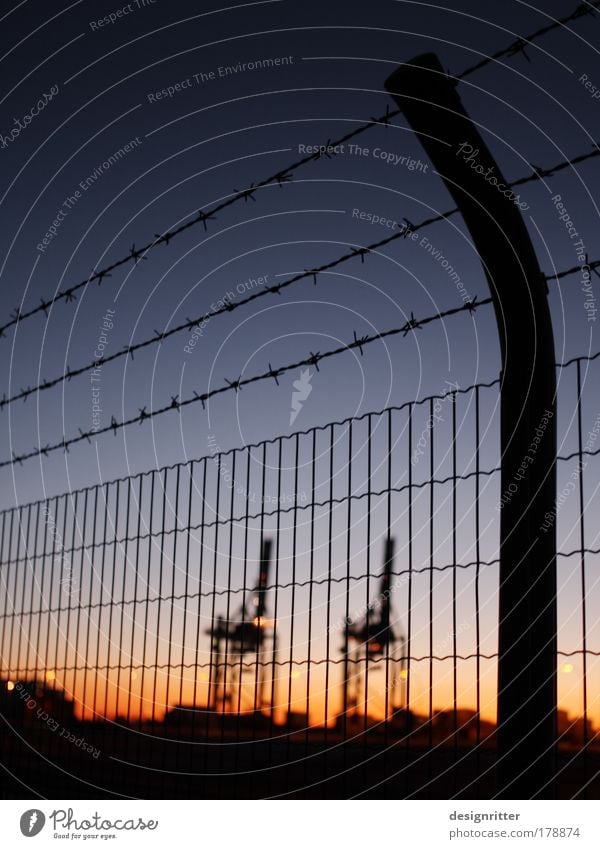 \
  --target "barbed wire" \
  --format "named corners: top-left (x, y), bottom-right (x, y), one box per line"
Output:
top-left (456, 0), bottom-right (600, 79)
top-left (0, 111), bottom-right (401, 340)
top-left (1, 0), bottom-right (597, 341)
top-left (2, 140), bottom-right (598, 413)
top-left (548, 257), bottom-right (600, 282)
top-left (0, 297), bottom-right (491, 468)
top-left (0, 213), bottom-right (456, 411)
top-left (510, 144), bottom-right (600, 188)
top-left (4, 258), bottom-right (595, 468)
